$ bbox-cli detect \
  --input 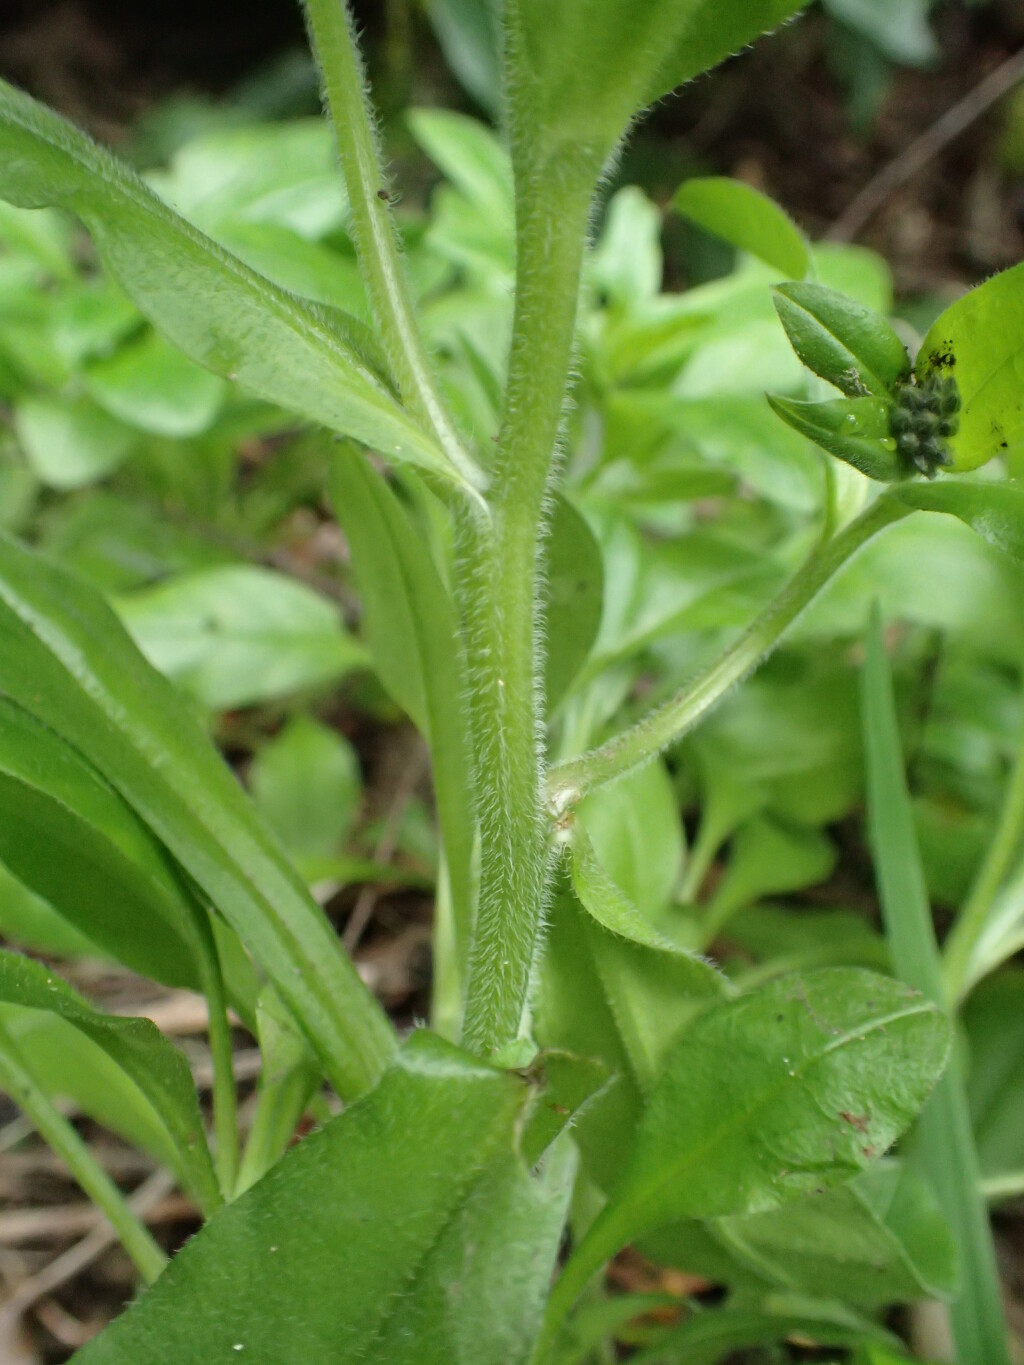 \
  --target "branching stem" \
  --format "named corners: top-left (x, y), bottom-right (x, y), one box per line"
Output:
top-left (548, 495), bottom-right (911, 814)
